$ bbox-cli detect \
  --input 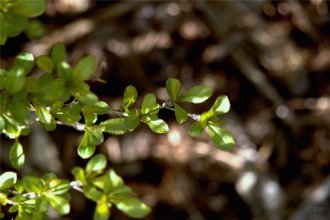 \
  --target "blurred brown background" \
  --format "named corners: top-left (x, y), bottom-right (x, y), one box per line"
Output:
top-left (1, 0), bottom-right (330, 219)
